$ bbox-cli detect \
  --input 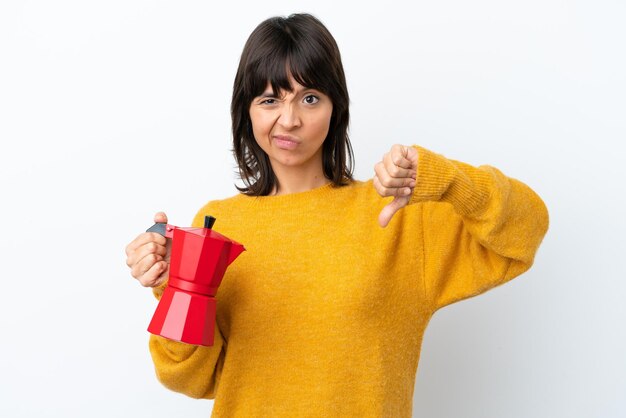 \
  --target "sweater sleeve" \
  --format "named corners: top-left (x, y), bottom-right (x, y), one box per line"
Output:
top-left (148, 205), bottom-right (227, 399)
top-left (410, 146), bottom-right (549, 312)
